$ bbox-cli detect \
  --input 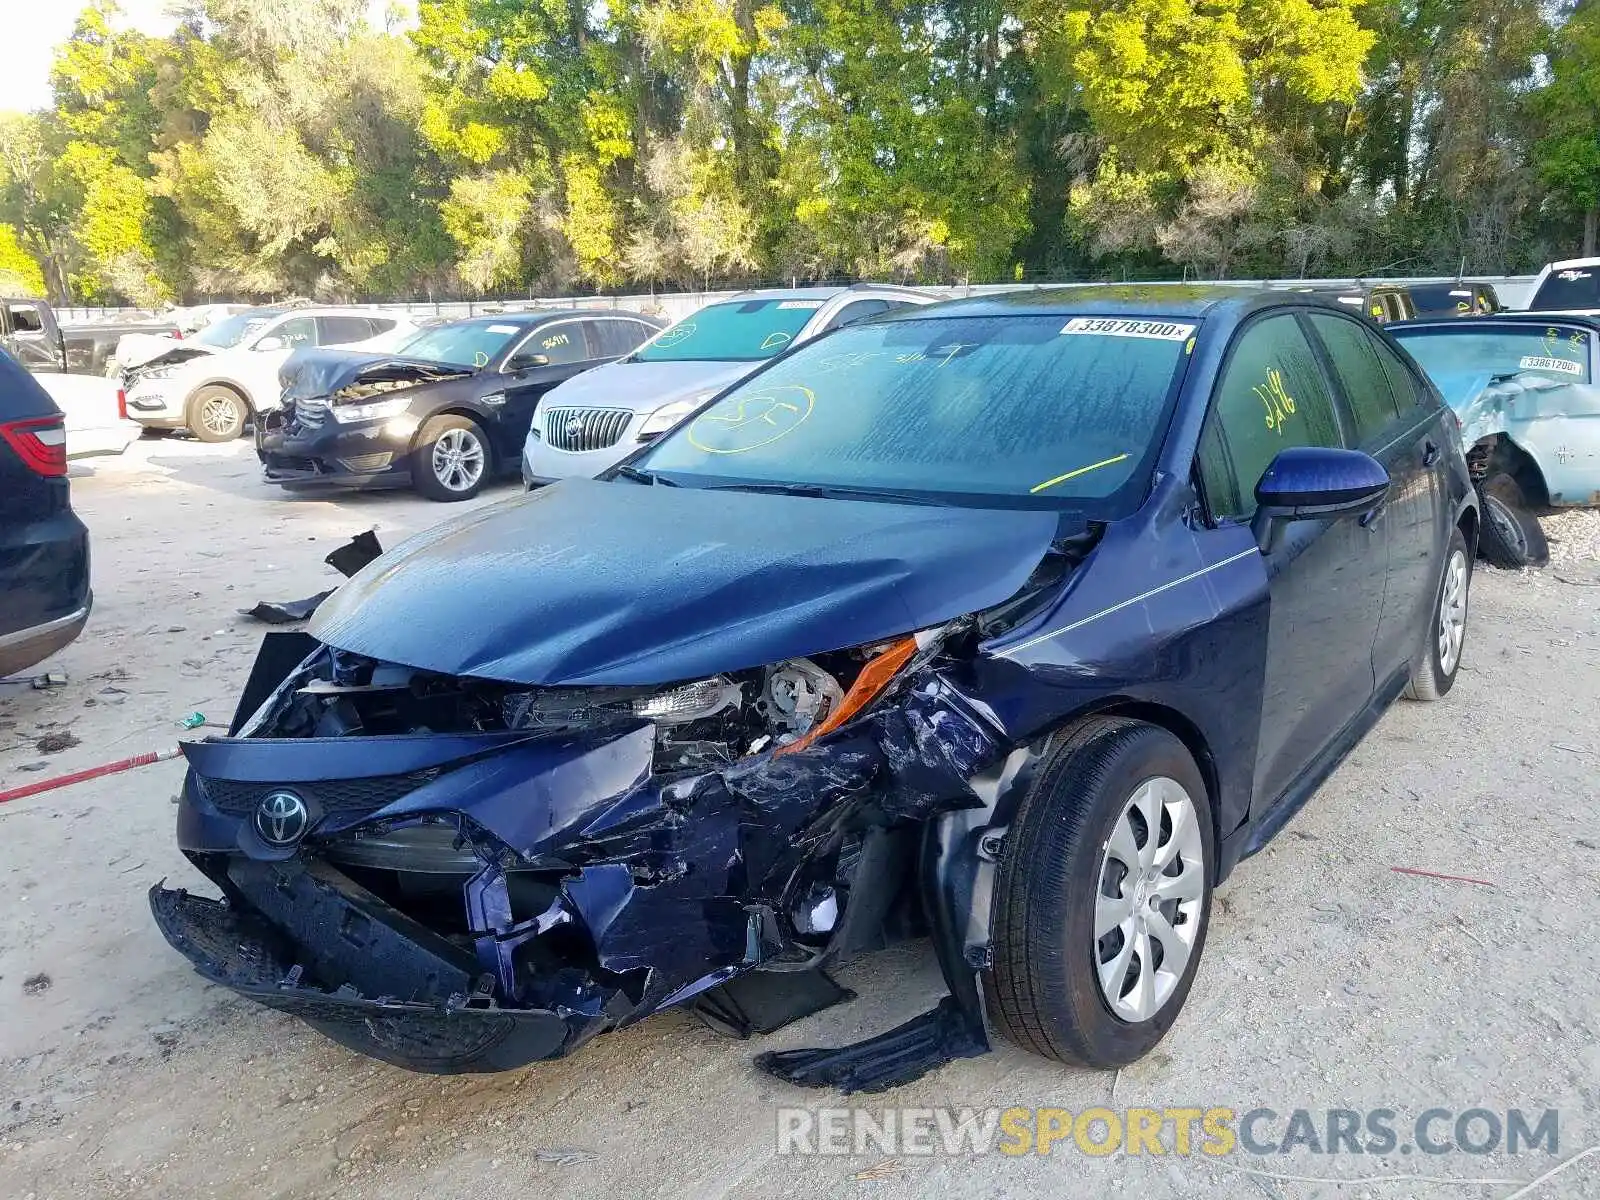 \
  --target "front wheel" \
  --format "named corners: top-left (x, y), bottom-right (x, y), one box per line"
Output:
top-left (187, 386), bottom-right (249, 443)
top-left (1404, 527), bottom-right (1471, 701)
top-left (986, 717), bottom-right (1213, 1068)
top-left (1477, 473), bottom-right (1548, 569)
top-left (413, 415), bottom-right (491, 502)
